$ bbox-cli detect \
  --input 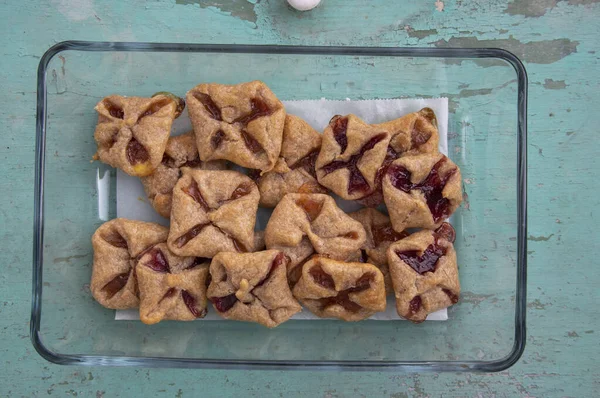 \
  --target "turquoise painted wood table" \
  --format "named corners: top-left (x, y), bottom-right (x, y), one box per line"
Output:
top-left (1, 0), bottom-right (598, 396)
